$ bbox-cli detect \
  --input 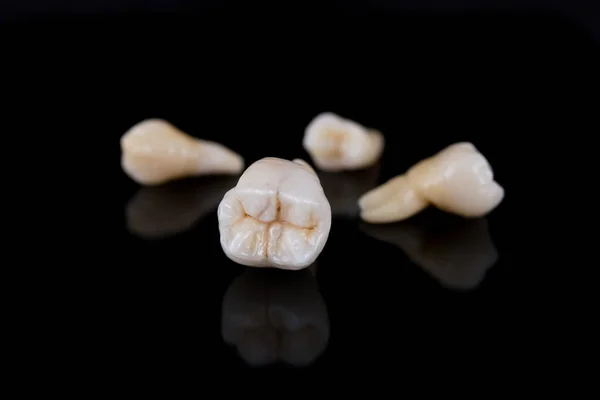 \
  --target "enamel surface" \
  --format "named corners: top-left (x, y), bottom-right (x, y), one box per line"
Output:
top-left (303, 112), bottom-right (384, 172)
top-left (218, 157), bottom-right (332, 270)
top-left (359, 142), bottom-right (504, 223)
top-left (221, 267), bottom-right (329, 366)
top-left (361, 218), bottom-right (498, 290)
top-left (121, 119), bottom-right (244, 185)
